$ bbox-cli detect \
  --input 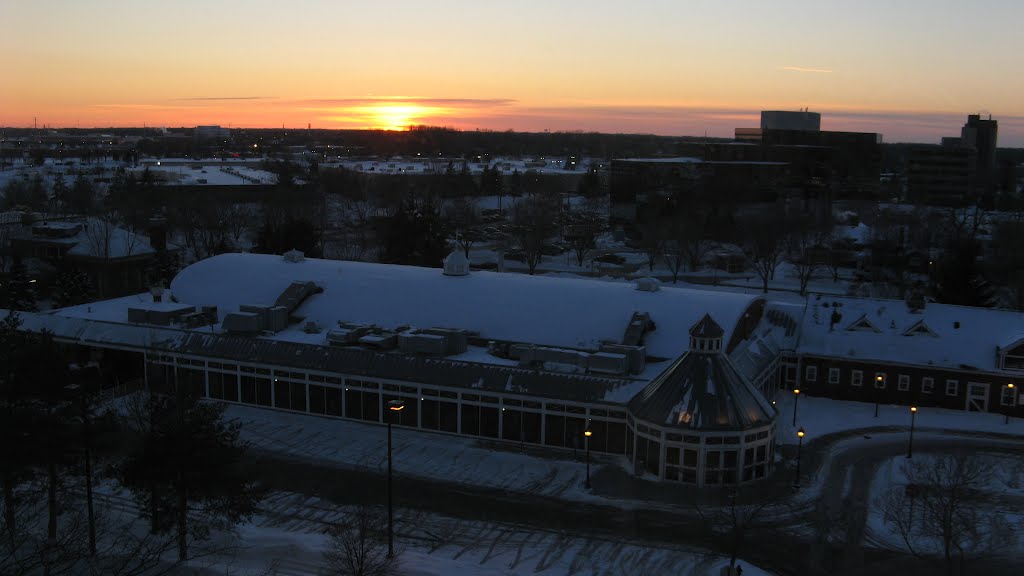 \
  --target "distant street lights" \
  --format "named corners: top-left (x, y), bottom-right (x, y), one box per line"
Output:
top-left (874, 375), bottom-right (885, 418)
top-left (907, 406), bottom-right (917, 458)
top-left (386, 399), bottom-right (405, 558)
top-left (792, 388), bottom-right (801, 427)
top-left (584, 428), bottom-right (593, 490)
top-left (794, 427), bottom-right (805, 490)
top-left (1006, 384), bottom-right (1017, 425)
